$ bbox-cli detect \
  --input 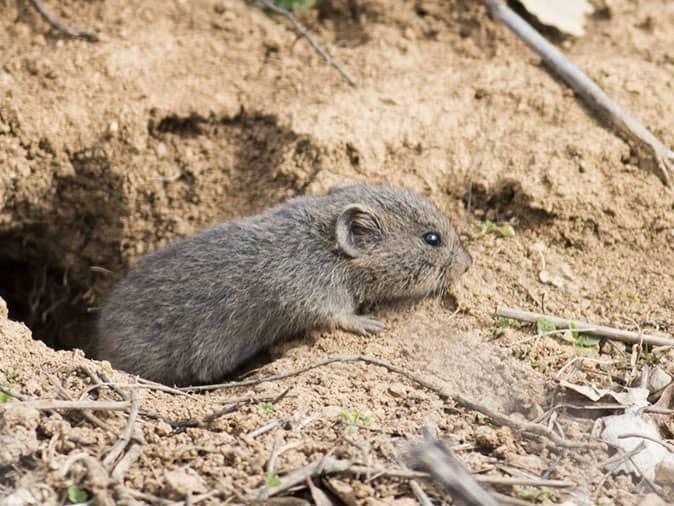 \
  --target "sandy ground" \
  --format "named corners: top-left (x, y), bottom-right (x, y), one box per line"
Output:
top-left (1, 0), bottom-right (673, 504)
